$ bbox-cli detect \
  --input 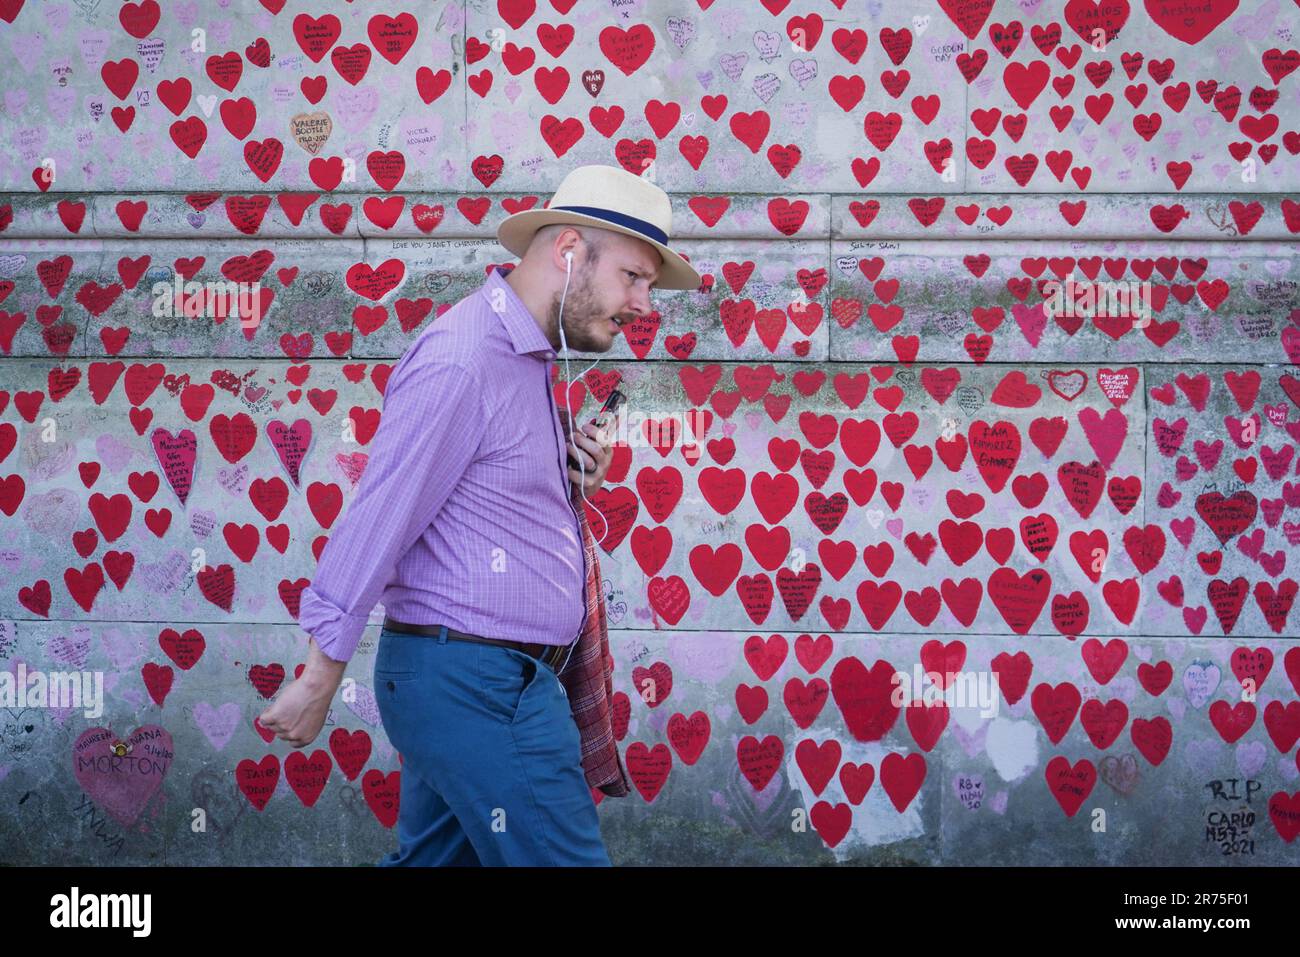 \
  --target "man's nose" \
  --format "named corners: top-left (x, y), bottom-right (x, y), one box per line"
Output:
top-left (629, 288), bottom-right (652, 317)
